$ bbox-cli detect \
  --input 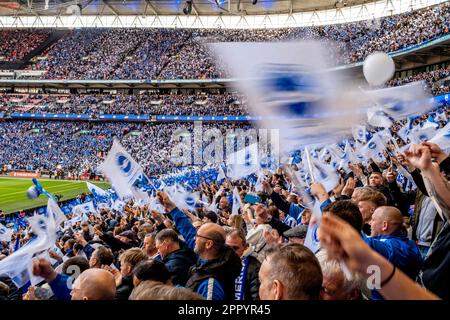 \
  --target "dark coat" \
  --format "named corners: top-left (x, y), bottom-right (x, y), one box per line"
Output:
top-left (186, 245), bottom-right (242, 301)
top-left (115, 275), bottom-right (134, 300)
top-left (242, 254), bottom-right (261, 301)
top-left (163, 243), bottom-right (197, 286)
